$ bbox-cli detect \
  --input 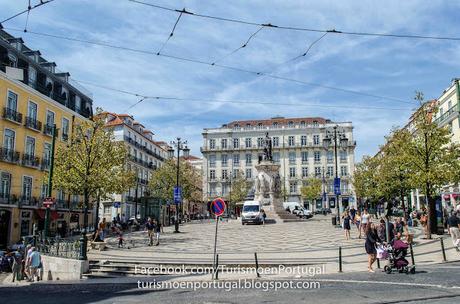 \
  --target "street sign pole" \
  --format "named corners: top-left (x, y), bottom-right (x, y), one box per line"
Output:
top-left (212, 214), bottom-right (219, 279)
top-left (44, 124), bottom-right (57, 238)
top-left (210, 198), bottom-right (226, 279)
